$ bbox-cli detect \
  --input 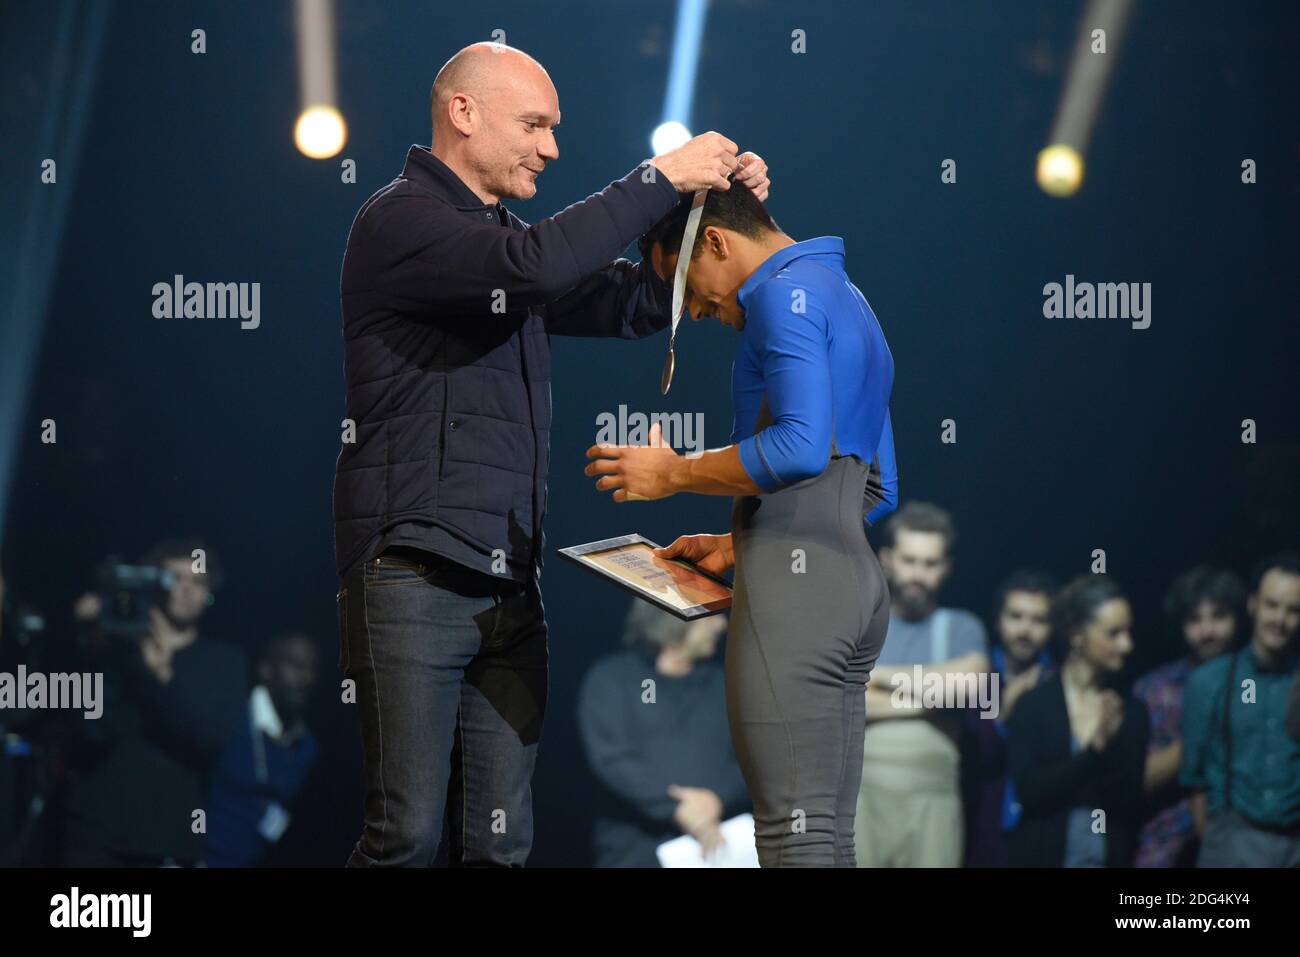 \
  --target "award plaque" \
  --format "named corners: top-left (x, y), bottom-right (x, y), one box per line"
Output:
top-left (558, 533), bottom-right (733, 620)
